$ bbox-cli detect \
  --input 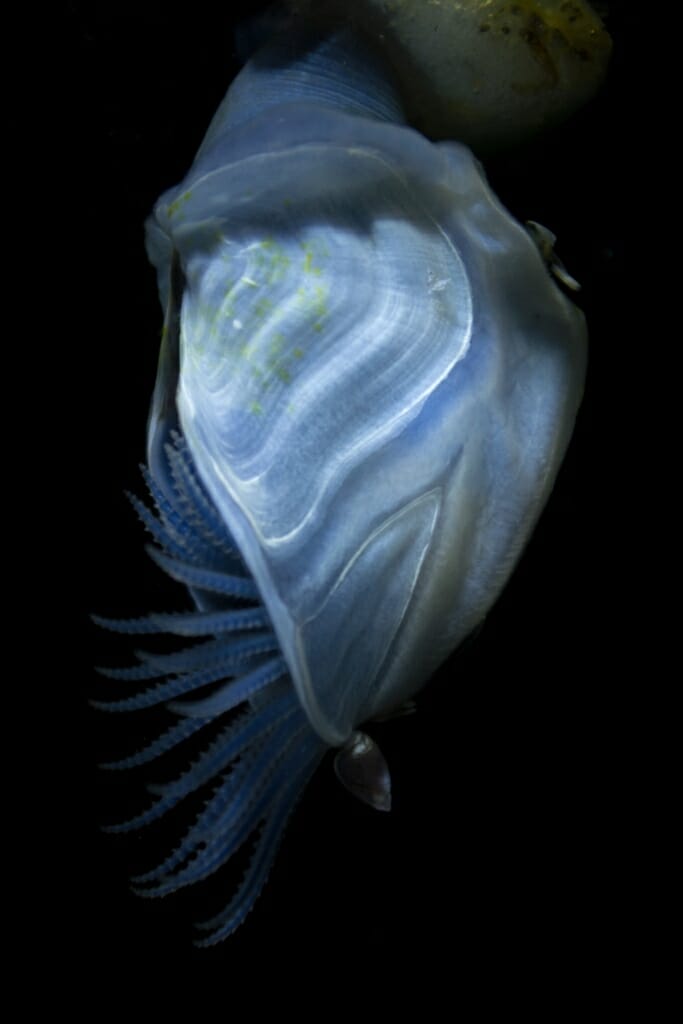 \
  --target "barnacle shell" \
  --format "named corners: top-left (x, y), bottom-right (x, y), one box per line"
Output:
top-left (96, 23), bottom-right (590, 942)
top-left (146, 29), bottom-right (587, 746)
